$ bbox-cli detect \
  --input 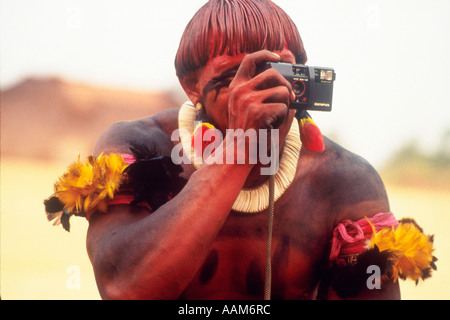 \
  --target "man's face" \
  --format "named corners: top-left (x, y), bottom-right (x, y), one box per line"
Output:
top-left (194, 49), bottom-right (297, 135)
